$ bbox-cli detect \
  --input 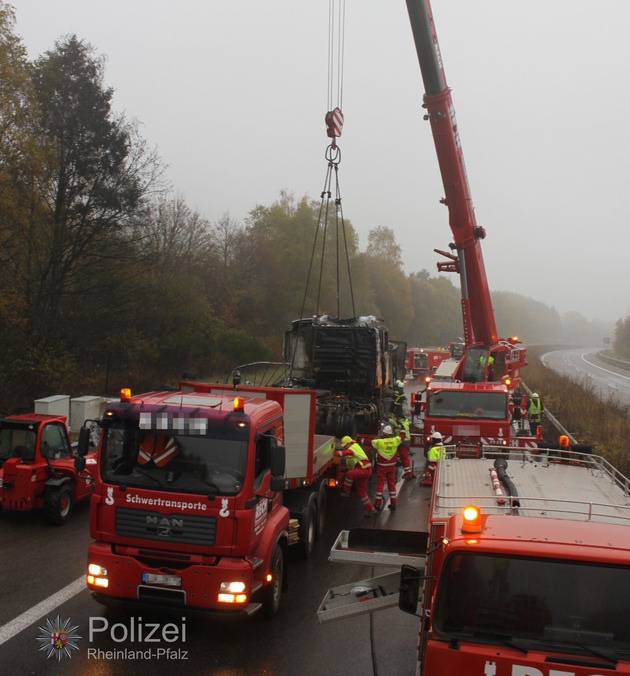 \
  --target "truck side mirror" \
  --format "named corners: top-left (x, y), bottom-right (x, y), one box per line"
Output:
top-left (74, 455), bottom-right (86, 472)
top-left (77, 426), bottom-right (91, 457)
top-left (270, 476), bottom-right (286, 492)
top-left (399, 564), bottom-right (422, 616)
top-left (270, 444), bottom-right (286, 477)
